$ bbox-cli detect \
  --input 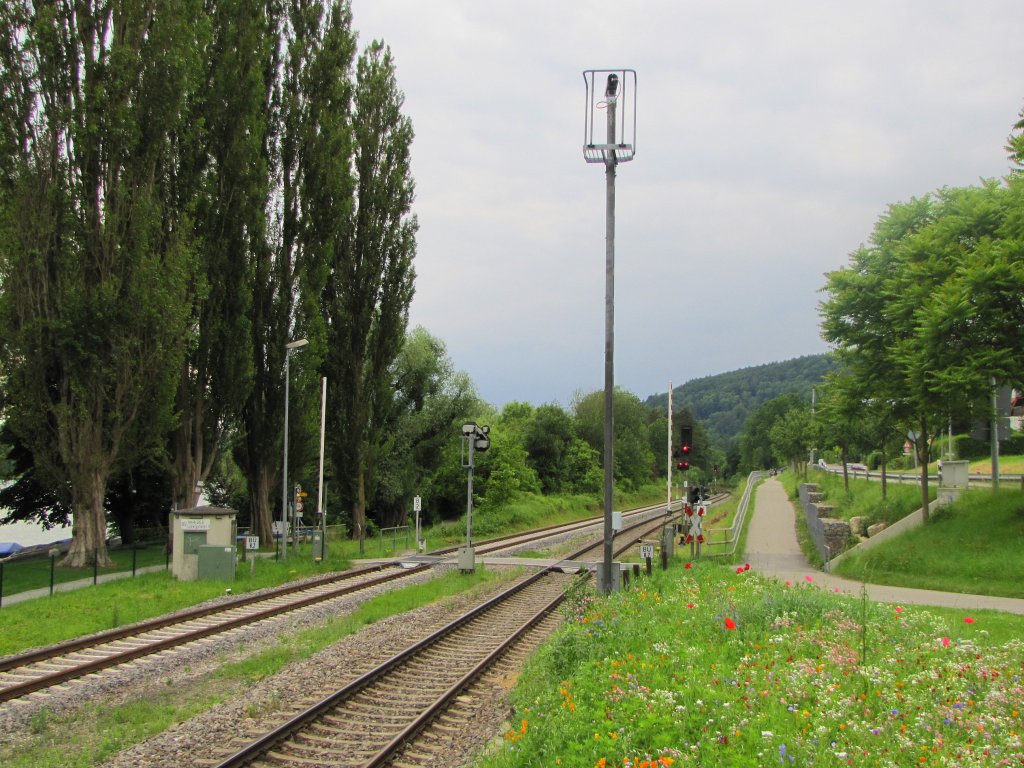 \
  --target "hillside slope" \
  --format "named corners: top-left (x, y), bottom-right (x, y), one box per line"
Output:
top-left (646, 353), bottom-right (838, 445)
